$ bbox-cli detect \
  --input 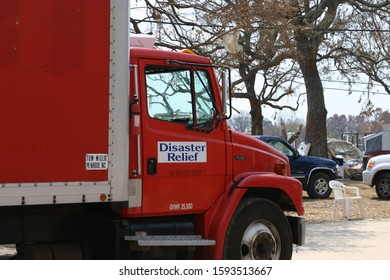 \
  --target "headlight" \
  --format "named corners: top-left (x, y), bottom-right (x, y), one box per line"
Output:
top-left (274, 163), bottom-right (286, 175)
top-left (367, 160), bottom-right (375, 170)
